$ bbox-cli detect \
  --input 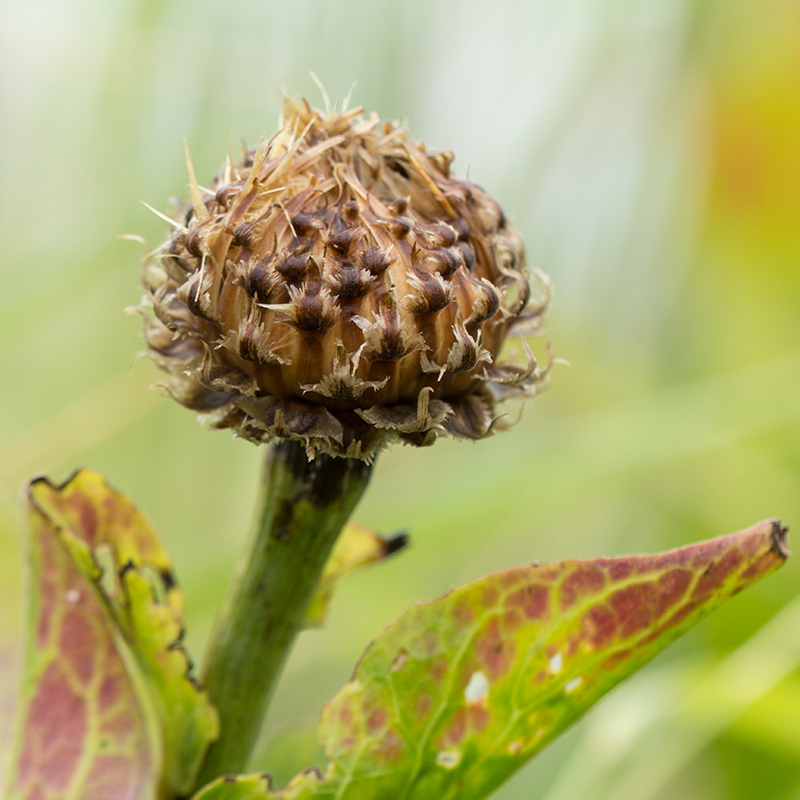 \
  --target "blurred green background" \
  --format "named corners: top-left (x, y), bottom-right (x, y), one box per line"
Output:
top-left (1, 0), bottom-right (799, 797)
